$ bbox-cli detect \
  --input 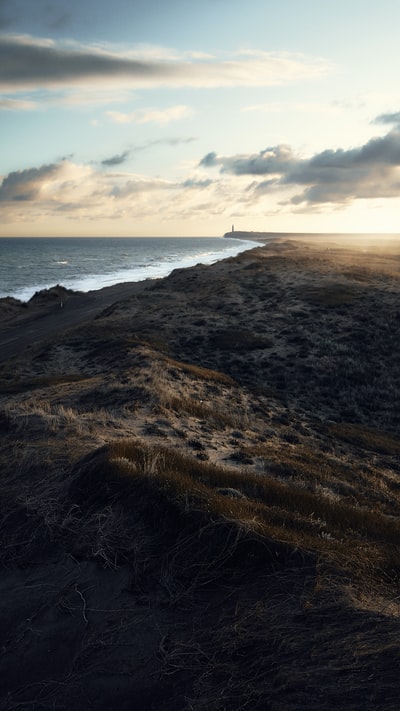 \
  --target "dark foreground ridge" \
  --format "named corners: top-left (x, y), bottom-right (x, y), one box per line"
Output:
top-left (1, 236), bottom-right (400, 710)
